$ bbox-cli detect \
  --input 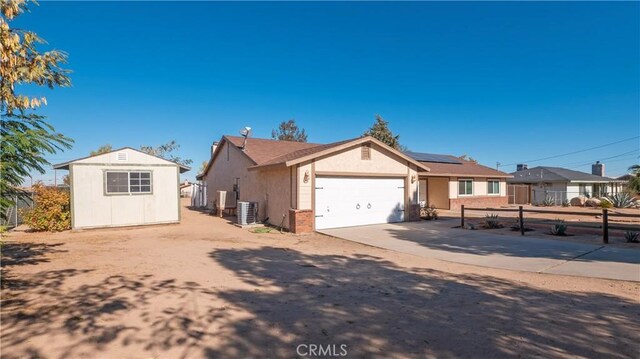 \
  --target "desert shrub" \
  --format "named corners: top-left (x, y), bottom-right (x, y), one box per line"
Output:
top-left (561, 199), bottom-right (570, 207)
top-left (604, 192), bottom-right (636, 208)
top-left (624, 231), bottom-right (639, 243)
top-left (550, 219), bottom-right (568, 236)
top-left (483, 214), bottom-right (502, 229)
top-left (599, 200), bottom-right (613, 209)
top-left (421, 204), bottom-right (439, 220)
top-left (21, 184), bottom-right (71, 232)
top-left (542, 196), bottom-right (555, 207)
top-left (464, 223), bottom-right (476, 230)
